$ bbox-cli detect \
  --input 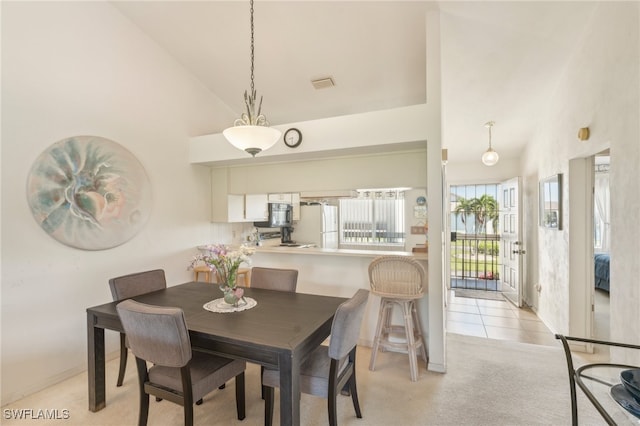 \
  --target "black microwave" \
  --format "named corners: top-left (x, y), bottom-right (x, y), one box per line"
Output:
top-left (254, 203), bottom-right (293, 228)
